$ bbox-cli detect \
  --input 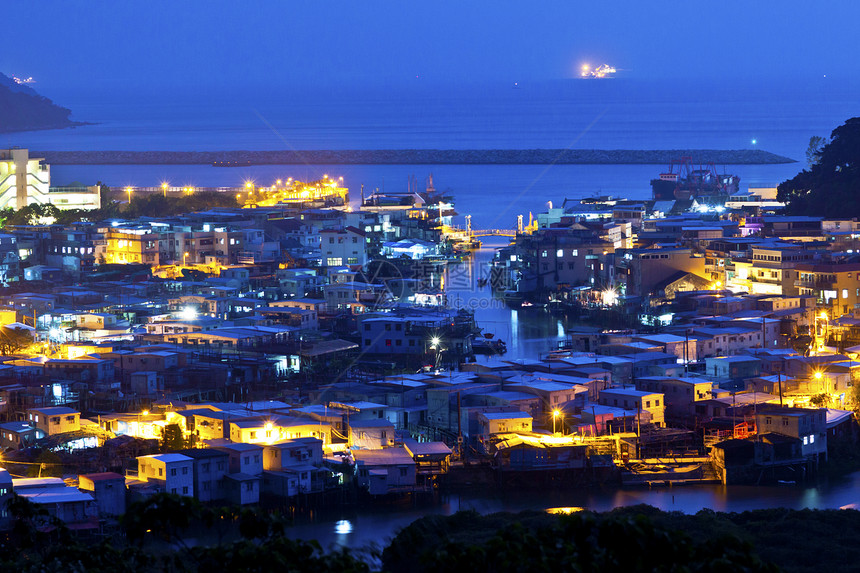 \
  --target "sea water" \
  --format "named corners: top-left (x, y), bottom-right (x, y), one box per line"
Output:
top-left (6, 77), bottom-right (858, 228)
